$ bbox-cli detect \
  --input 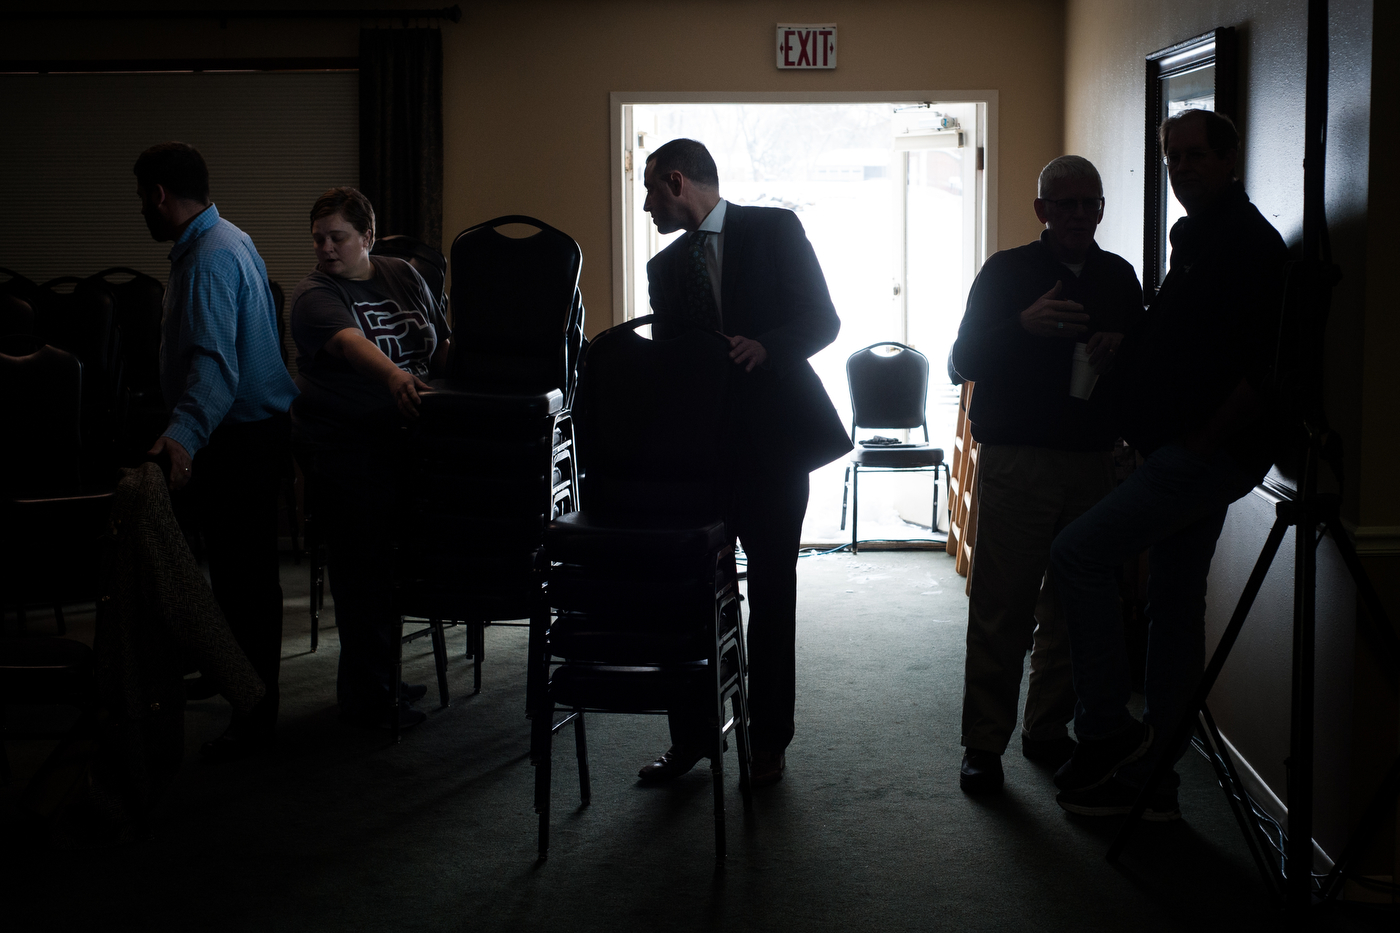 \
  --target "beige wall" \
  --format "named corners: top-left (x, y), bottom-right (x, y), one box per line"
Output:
top-left (0, 0), bottom-right (1067, 339)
